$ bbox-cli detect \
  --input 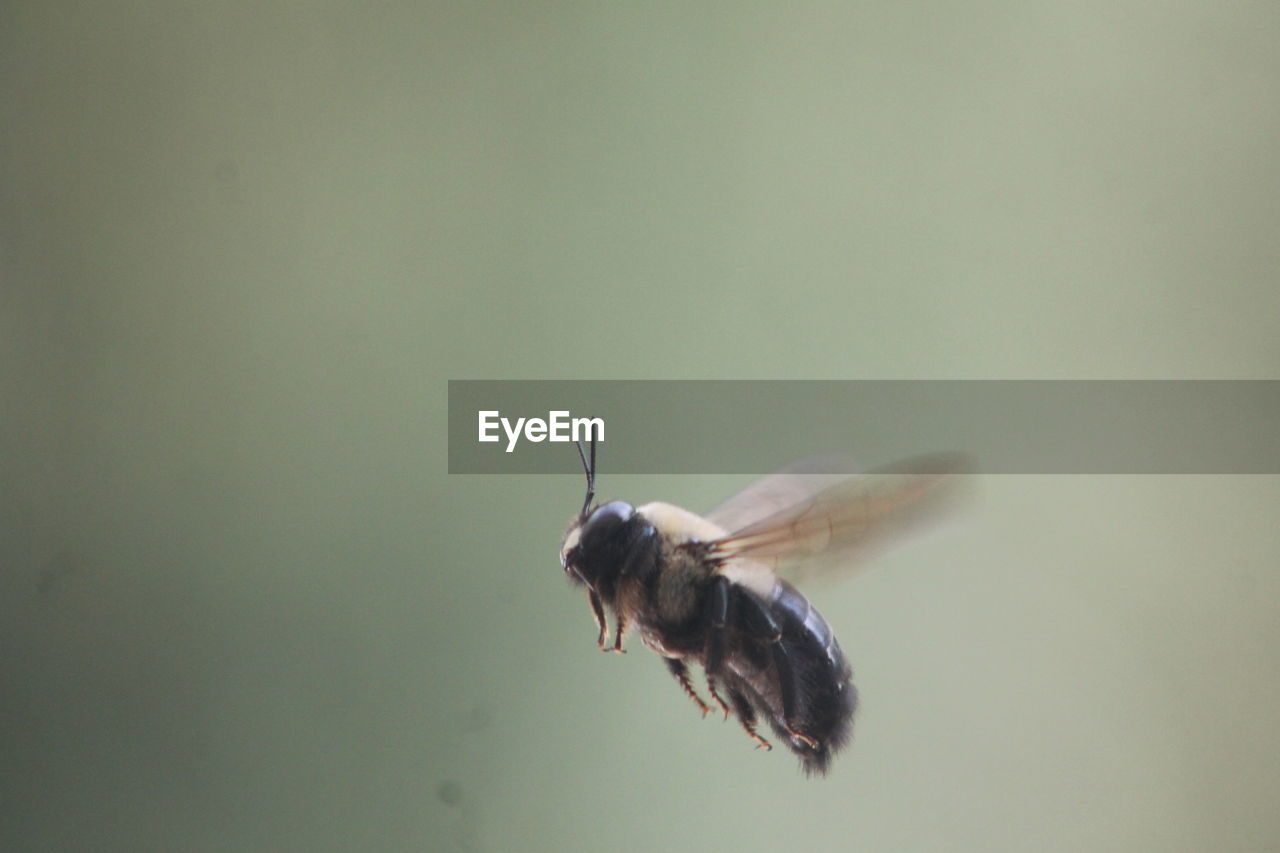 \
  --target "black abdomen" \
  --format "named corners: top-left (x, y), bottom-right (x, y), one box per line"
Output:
top-left (770, 580), bottom-right (856, 773)
top-left (725, 580), bottom-right (856, 775)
